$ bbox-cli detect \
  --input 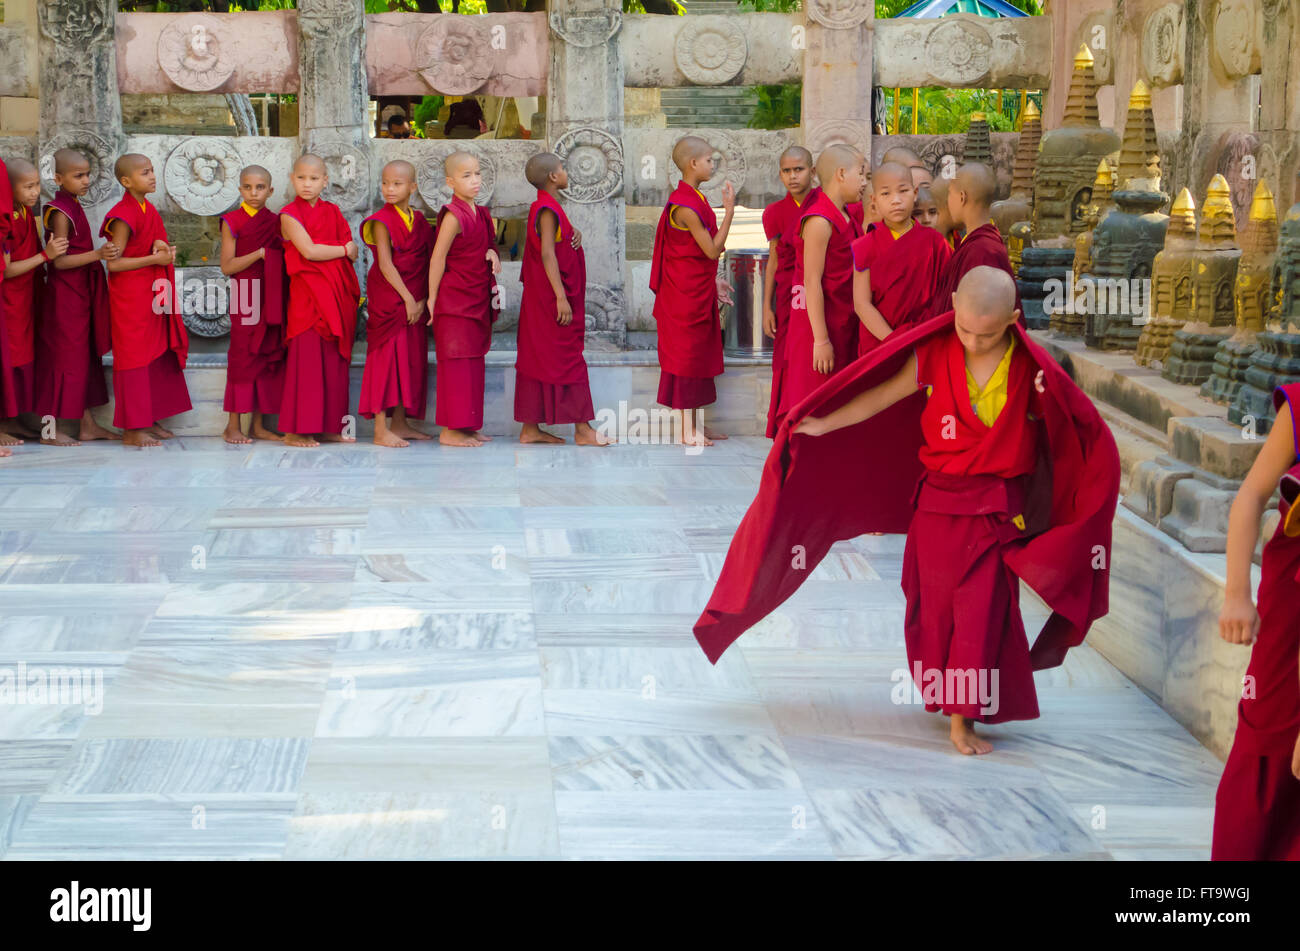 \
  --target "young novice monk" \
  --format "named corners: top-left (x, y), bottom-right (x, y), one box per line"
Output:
top-left (852, 162), bottom-right (950, 356)
top-left (927, 177), bottom-right (961, 250)
top-left (695, 267), bottom-right (1119, 756)
top-left (38, 148), bottom-right (119, 446)
top-left (514, 152), bottom-right (608, 447)
top-left (102, 154), bottom-right (191, 448)
top-left (1212, 385), bottom-right (1300, 860)
top-left (0, 156), bottom-right (13, 455)
top-left (359, 160), bottom-right (434, 449)
top-left (650, 136), bottom-right (735, 448)
top-left (778, 145), bottom-right (865, 418)
top-left (219, 165), bottom-right (286, 444)
top-left (912, 184), bottom-right (941, 231)
top-left (4, 159), bottom-right (68, 443)
top-left (762, 146), bottom-right (815, 439)
top-left (279, 154), bottom-right (362, 448)
top-left (427, 151), bottom-right (501, 448)
top-left (929, 162), bottom-right (1022, 318)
